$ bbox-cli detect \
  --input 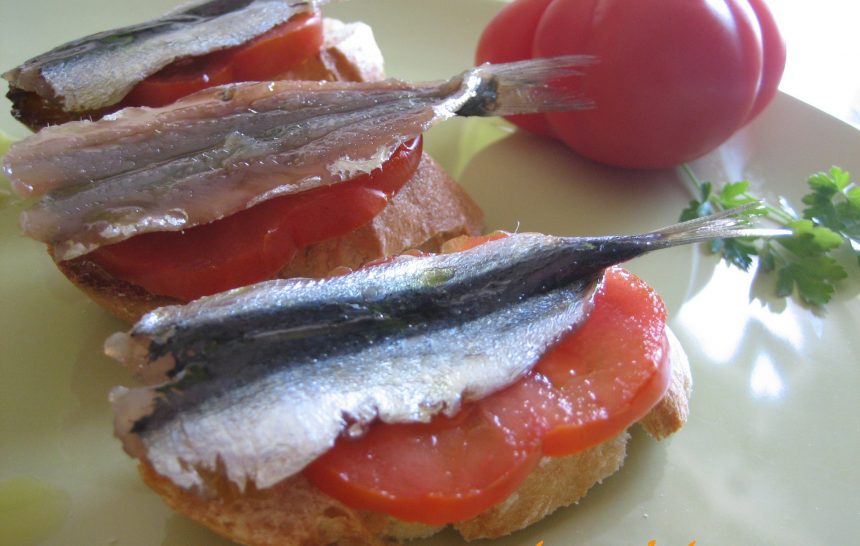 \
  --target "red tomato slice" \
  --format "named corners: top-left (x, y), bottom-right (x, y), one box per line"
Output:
top-left (474, 0), bottom-right (556, 136)
top-left (122, 12), bottom-right (323, 108)
top-left (533, 267), bottom-right (670, 455)
top-left (231, 11), bottom-right (324, 81)
top-left (304, 263), bottom-right (671, 524)
top-left (86, 137), bottom-right (422, 301)
top-left (120, 49), bottom-right (236, 108)
top-left (305, 403), bottom-right (543, 525)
